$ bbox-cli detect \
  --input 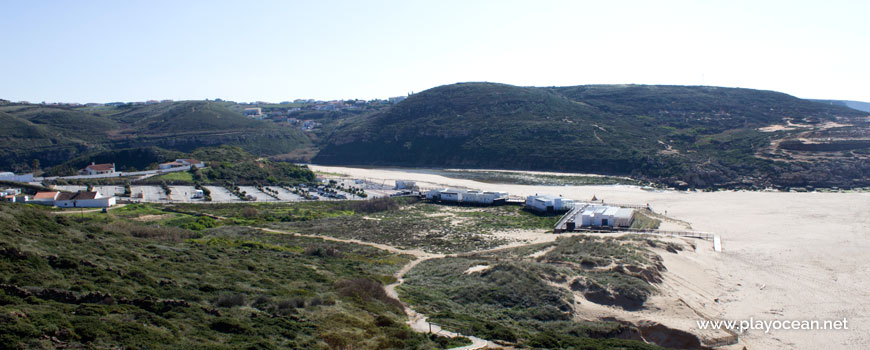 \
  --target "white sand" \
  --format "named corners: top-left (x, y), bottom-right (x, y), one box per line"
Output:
top-left (311, 165), bottom-right (870, 350)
